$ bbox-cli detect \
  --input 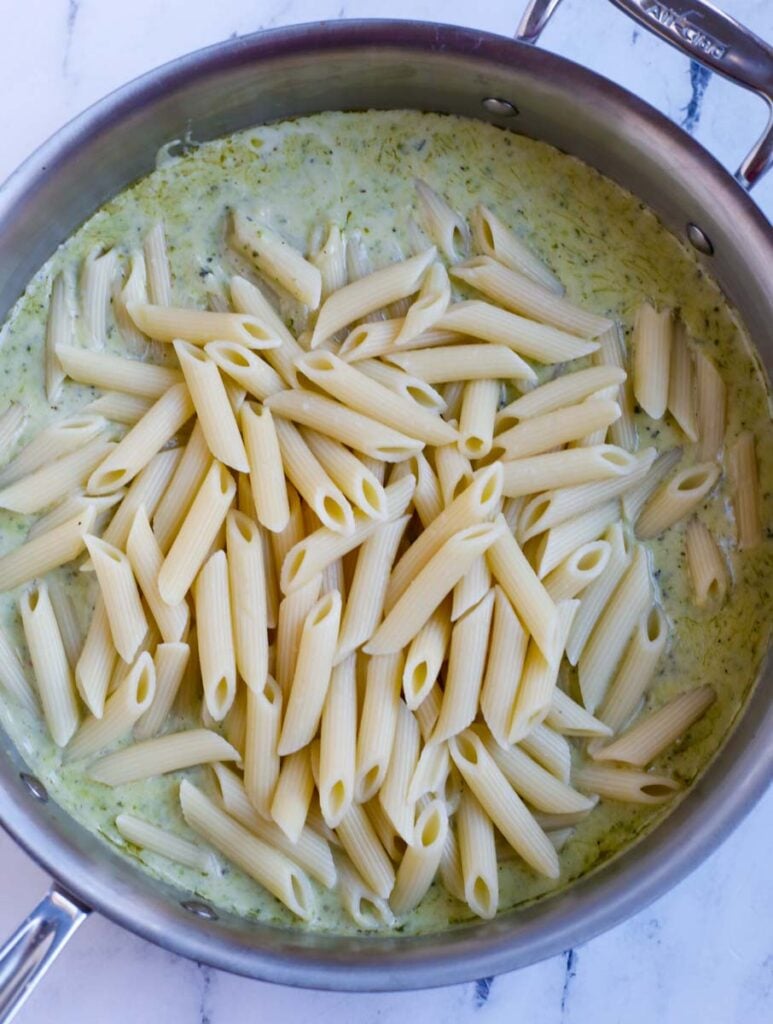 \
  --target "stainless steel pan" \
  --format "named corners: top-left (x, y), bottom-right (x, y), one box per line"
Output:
top-left (0, 0), bottom-right (771, 1016)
